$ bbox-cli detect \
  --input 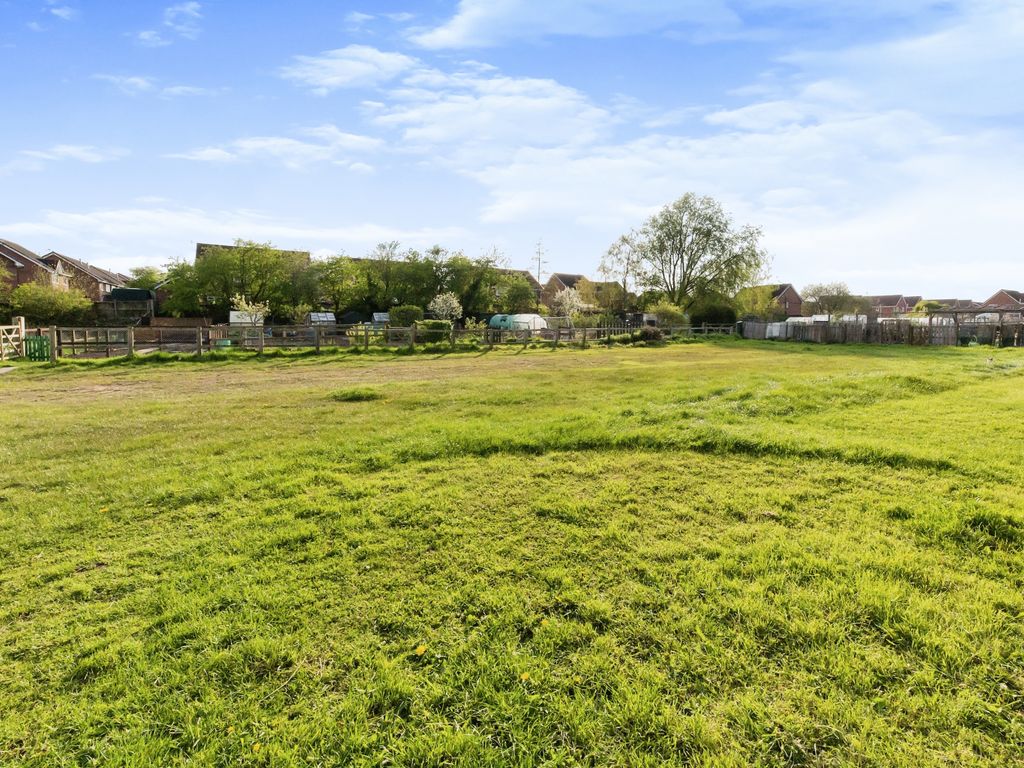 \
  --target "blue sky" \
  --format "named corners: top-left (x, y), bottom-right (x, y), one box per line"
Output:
top-left (2, 0), bottom-right (1022, 298)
